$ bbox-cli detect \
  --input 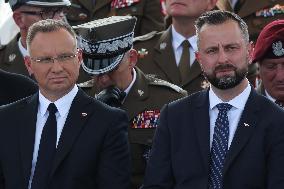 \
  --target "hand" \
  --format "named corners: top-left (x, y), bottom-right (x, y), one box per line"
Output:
top-left (96, 86), bottom-right (126, 107)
